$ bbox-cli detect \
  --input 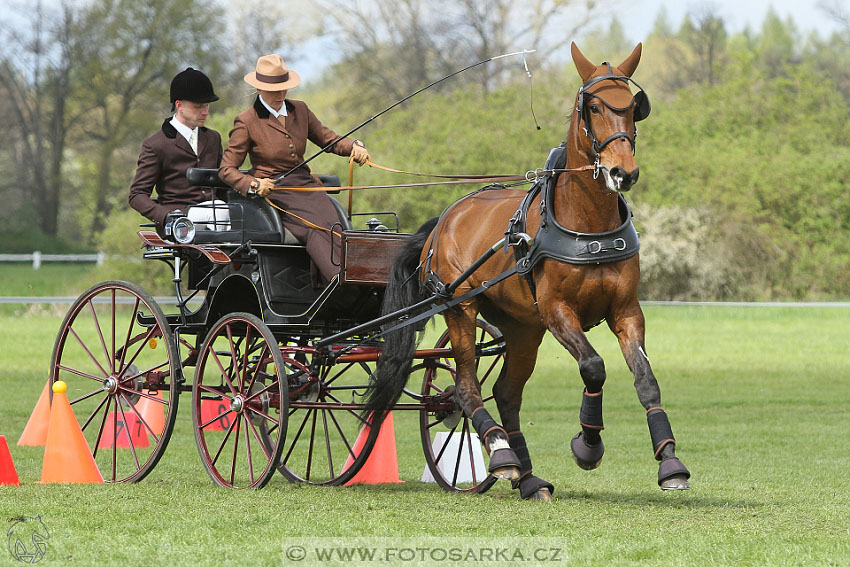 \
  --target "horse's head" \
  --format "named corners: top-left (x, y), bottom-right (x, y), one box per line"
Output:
top-left (570, 42), bottom-right (650, 193)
